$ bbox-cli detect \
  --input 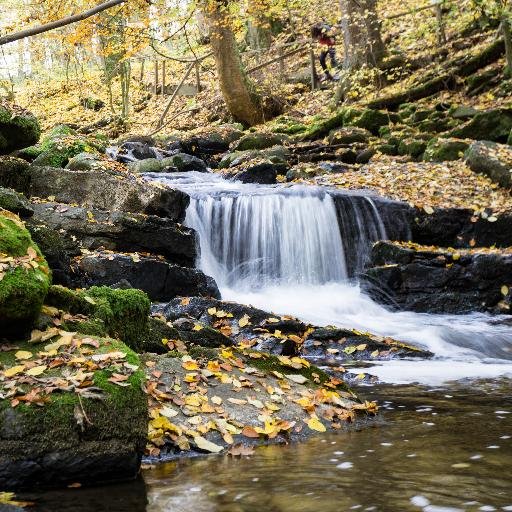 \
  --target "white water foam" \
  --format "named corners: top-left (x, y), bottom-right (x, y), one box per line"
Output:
top-left (147, 171), bottom-right (512, 385)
